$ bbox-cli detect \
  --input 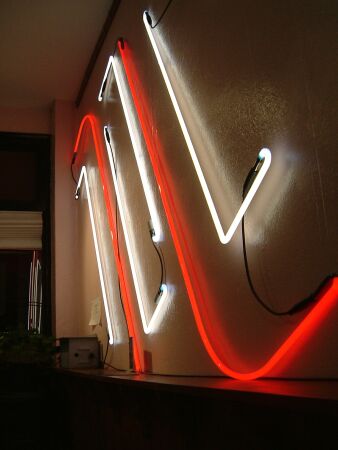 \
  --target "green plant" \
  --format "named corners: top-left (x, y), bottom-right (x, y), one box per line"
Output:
top-left (0, 329), bottom-right (56, 367)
